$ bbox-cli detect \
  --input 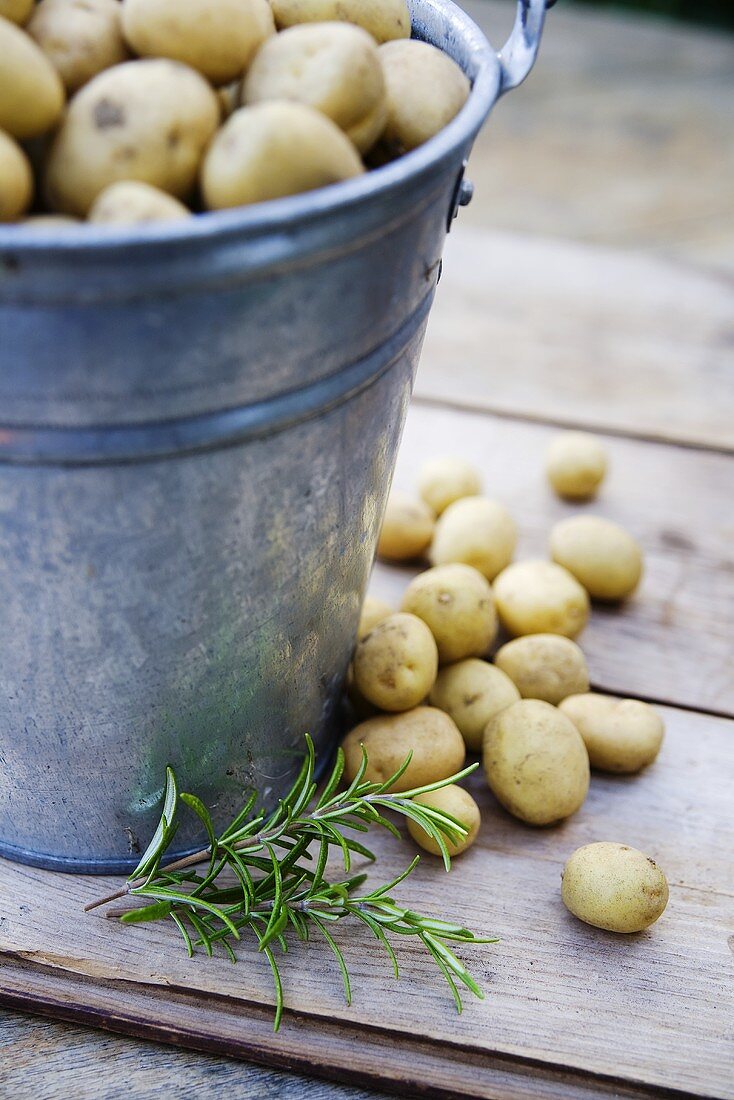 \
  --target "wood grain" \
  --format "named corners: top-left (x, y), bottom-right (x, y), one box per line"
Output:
top-left (1, 704), bottom-right (732, 1098)
top-left (370, 402), bottom-right (734, 716)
